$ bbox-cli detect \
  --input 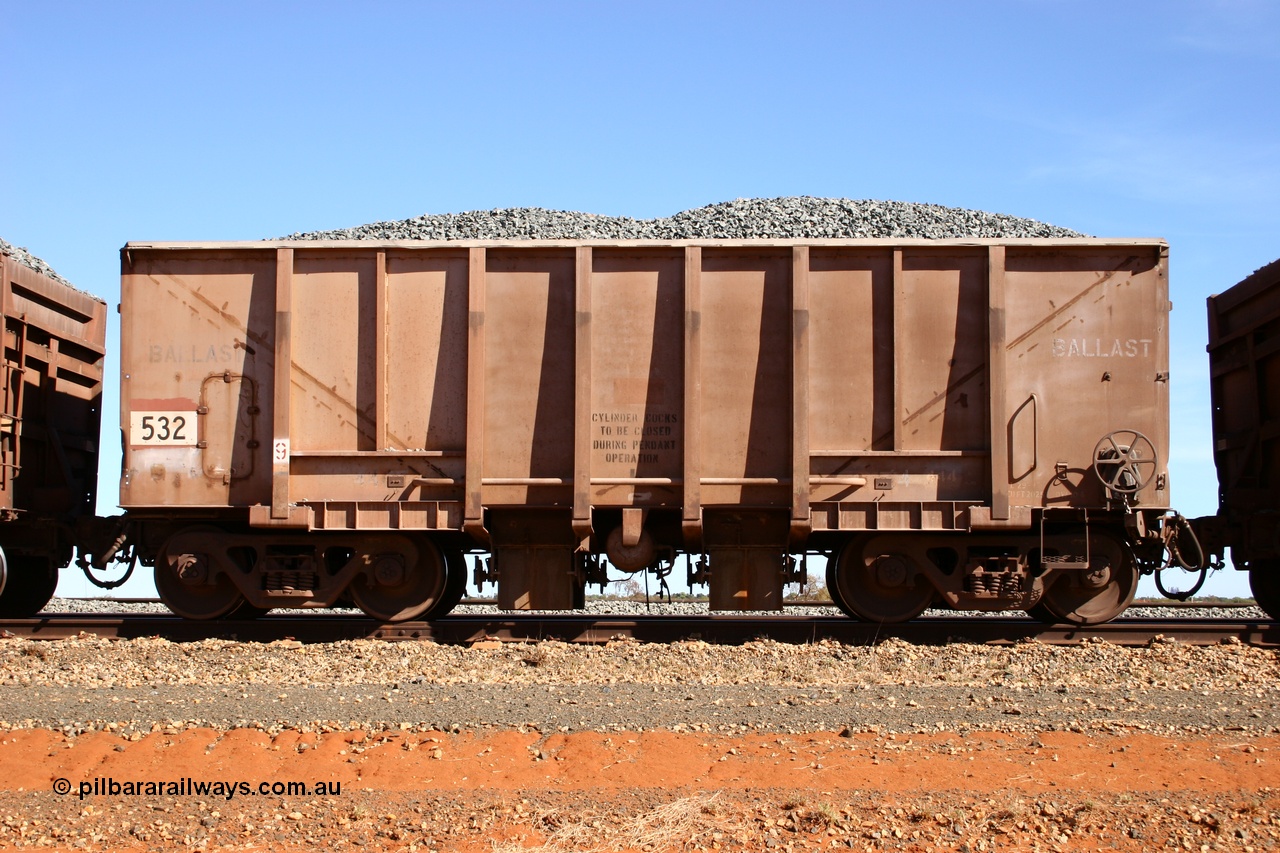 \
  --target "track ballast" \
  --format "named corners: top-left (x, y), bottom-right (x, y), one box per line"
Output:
top-left (3, 611), bottom-right (1275, 647)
